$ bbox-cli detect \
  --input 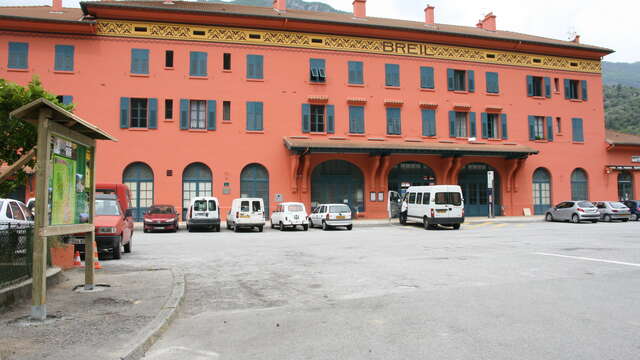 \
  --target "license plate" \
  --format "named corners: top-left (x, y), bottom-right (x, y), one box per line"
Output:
top-left (156, 226), bottom-right (165, 230)
top-left (294, 215), bottom-right (299, 220)
top-left (437, 209), bottom-right (447, 213)
top-left (336, 215), bottom-right (345, 219)
top-left (70, 237), bottom-right (84, 245)
top-left (240, 214), bottom-right (250, 218)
